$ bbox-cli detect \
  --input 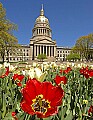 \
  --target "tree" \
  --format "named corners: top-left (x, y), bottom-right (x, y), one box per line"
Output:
top-left (66, 53), bottom-right (80, 61)
top-left (0, 2), bottom-right (19, 63)
top-left (37, 54), bottom-right (47, 62)
top-left (73, 34), bottom-right (93, 61)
